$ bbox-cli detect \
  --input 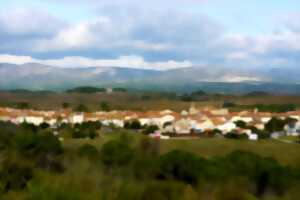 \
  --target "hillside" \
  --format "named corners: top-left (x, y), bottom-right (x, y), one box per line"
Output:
top-left (1, 63), bottom-right (300, 94)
